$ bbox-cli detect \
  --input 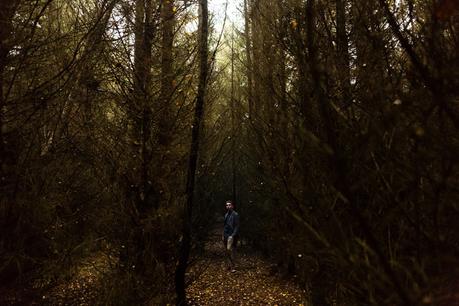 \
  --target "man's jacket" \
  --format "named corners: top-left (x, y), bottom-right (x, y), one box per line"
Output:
top-left (224, 211), bottom-right (239, 238)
